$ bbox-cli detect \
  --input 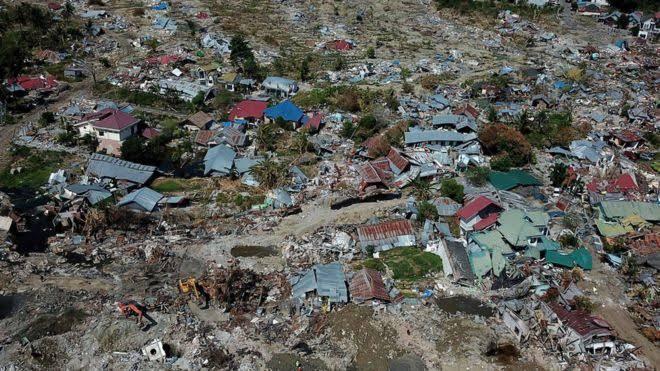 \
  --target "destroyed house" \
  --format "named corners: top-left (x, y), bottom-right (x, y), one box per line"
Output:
top-left (488, 170), bottom-right (541, 191)
top-left (386, 148), bottom-right (409, 175)
top-left (291, 262), bottom-right (348, 304)
top-left (349, 268), bottom-right (390, 302)
top-left (548, 302), bottom-right (613, 346)
top-left (496, 209), bottom-right (547, 249)
top-left (439, 238), bottom-right (475, 281)
top-left (357, 219), bottom-right (415, 252)
top-left (203, 144), bottom-right (236, 176)
top-left (62, 184), bottom-right (112, 205)
top-left (184, 111), bottom-right (215, 131)
top-left (116, 187), bottom-right (164, 212)
top-left (357, 162), bottom-right (390, 191)
top-left (262, 76), bottom-right (298, 97)
top-left (86, 153), bottom-right (157, 186)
